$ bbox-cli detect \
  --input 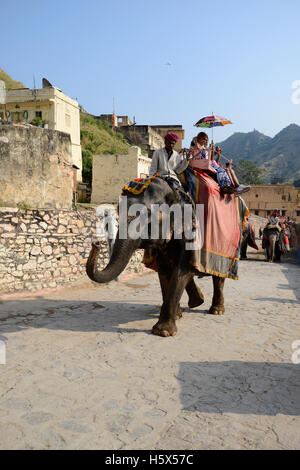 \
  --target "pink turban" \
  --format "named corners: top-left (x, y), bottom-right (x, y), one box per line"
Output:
top-left (164, 133), bottom-right (178, 142)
